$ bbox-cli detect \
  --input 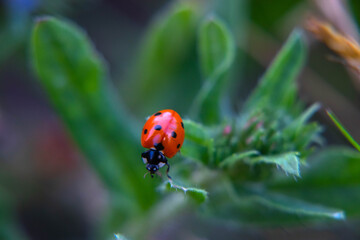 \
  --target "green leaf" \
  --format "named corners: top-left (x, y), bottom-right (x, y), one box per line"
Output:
top-left (210, 0), bottom-right (248, 43)
top-left (31, 16), bottom-right (156, 213)
top-left (182, 119), bottom-right (215, 164)
top-left (191, 15), bottom-right (235, 124)
top-left (212, 180), bottom-right (345, 225)
top-left (126, 2), bottom-right (199, 113)
top-left (181, 140), bottom-right (208, 164)
top-left (163, 180), bottom-right (208, 204)
top-left (243, 29), bottom-right (306, 114)
top-left (286, 103), bottom-right (321, 131)
top-left (248, 190), bottom-right (345, 220)
top-left (199, 15), bottom-right (234, 79)
top-left (268, 147), bottom-right (360, 218)
top-left (282, 103), bottom-right (323, 158)
top-left (183, 119), bottom-right (211, 145)
top-left (219, 150), bottom-right (260, 168)
top-left (327, 110), bottom-right (360, 152)
top-left (210, 0), bottom-right (248, 111)
top-left (246, 152), bottom-right (301, 177)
